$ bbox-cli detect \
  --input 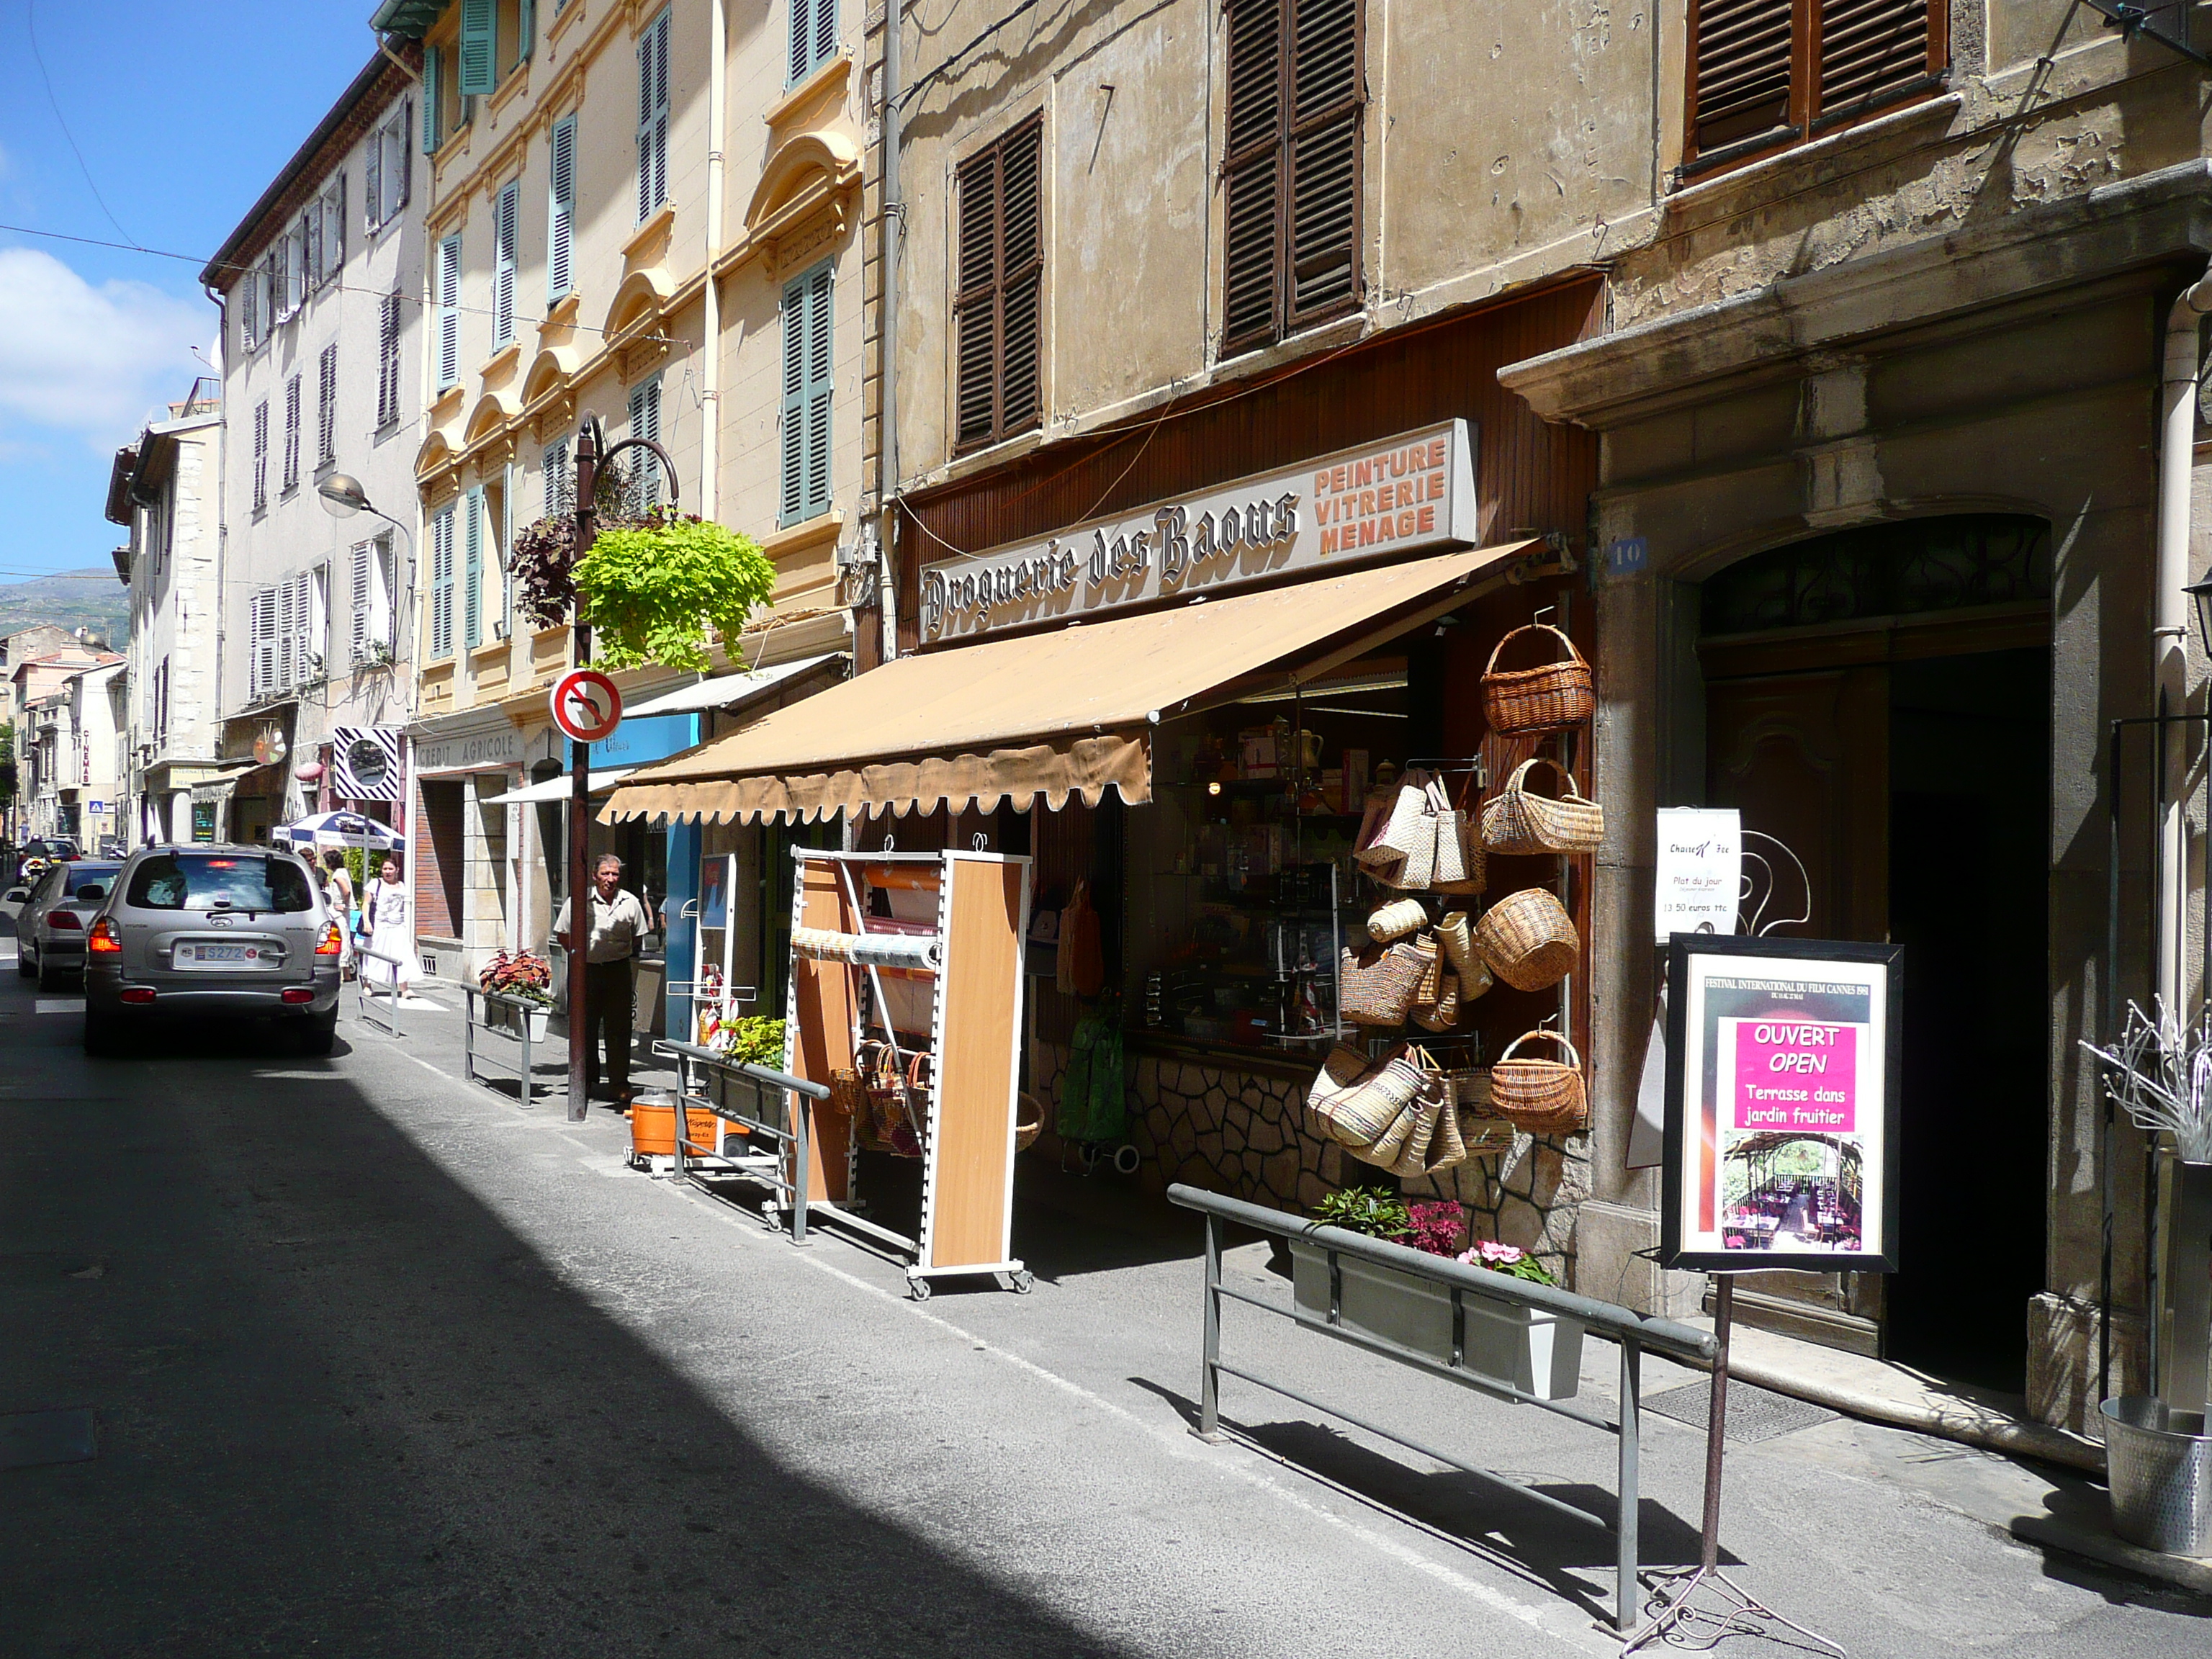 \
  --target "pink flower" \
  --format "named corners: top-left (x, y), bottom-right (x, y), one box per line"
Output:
top-left (1456, 1241), bottom-right (1526, 1267)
